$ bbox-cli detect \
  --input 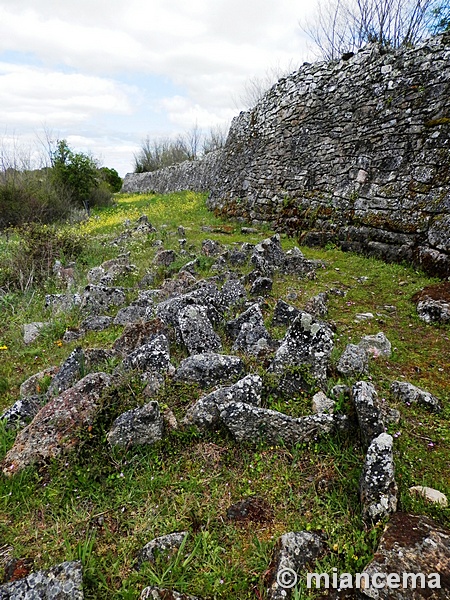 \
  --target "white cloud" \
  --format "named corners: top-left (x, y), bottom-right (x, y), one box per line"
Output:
top-left (0, 0), bottom-right (319, 175)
